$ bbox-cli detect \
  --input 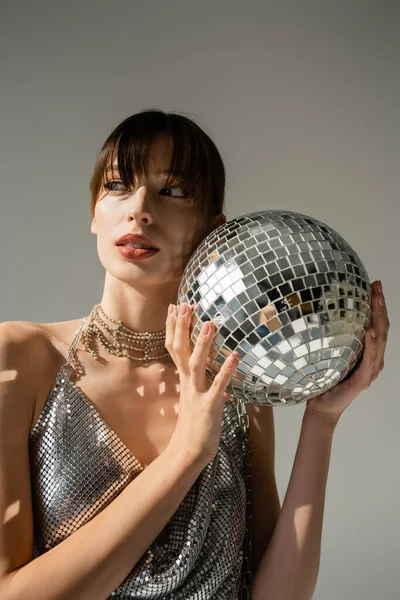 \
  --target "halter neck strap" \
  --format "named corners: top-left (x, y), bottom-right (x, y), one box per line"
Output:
top-left (65, 315), bottom-right (89, 369)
